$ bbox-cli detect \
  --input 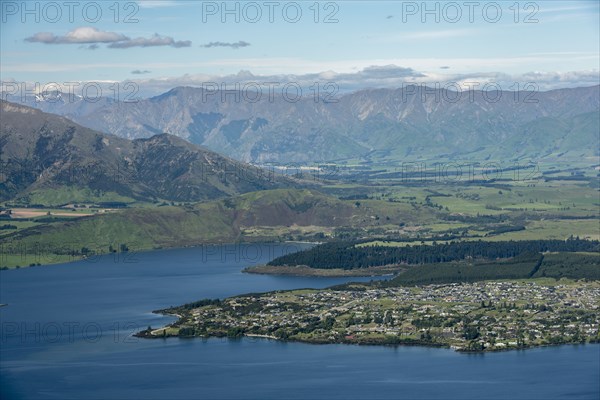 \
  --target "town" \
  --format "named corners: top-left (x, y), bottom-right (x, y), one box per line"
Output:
top-left (152, 280), bottom-right (600, 352)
